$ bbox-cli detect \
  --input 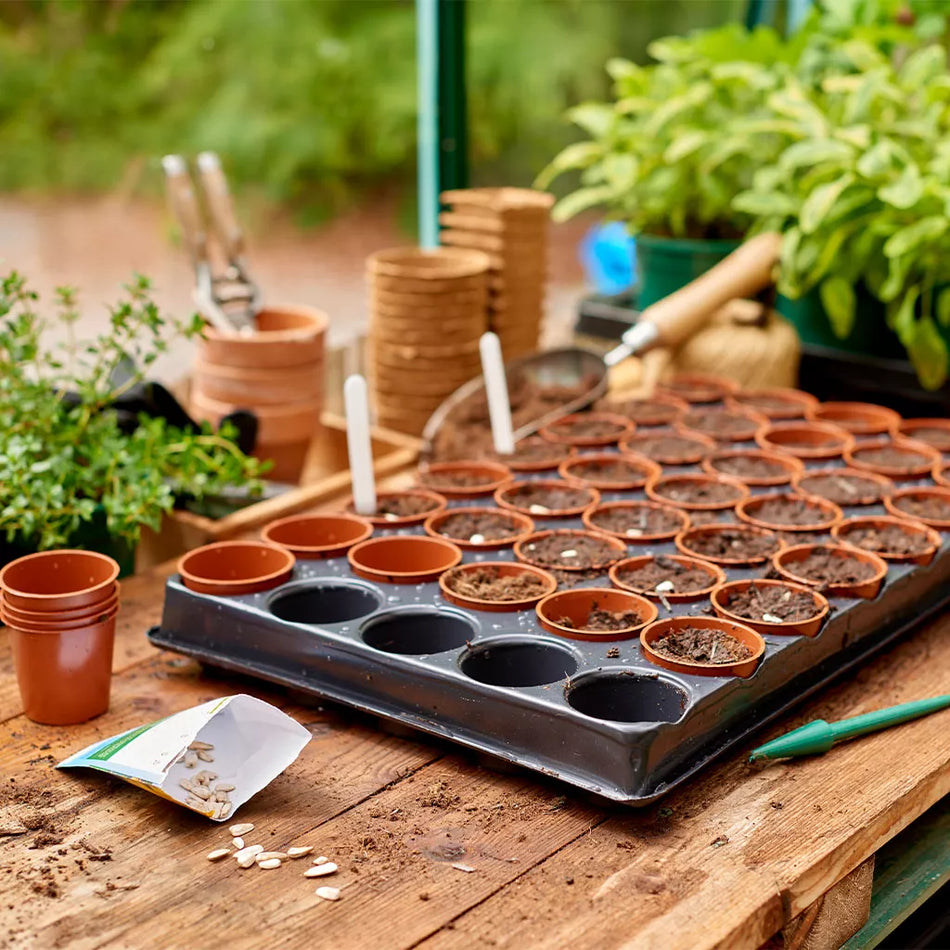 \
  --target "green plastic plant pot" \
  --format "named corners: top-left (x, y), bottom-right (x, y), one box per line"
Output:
top-left (635, 234), bottom-right (740, 310)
